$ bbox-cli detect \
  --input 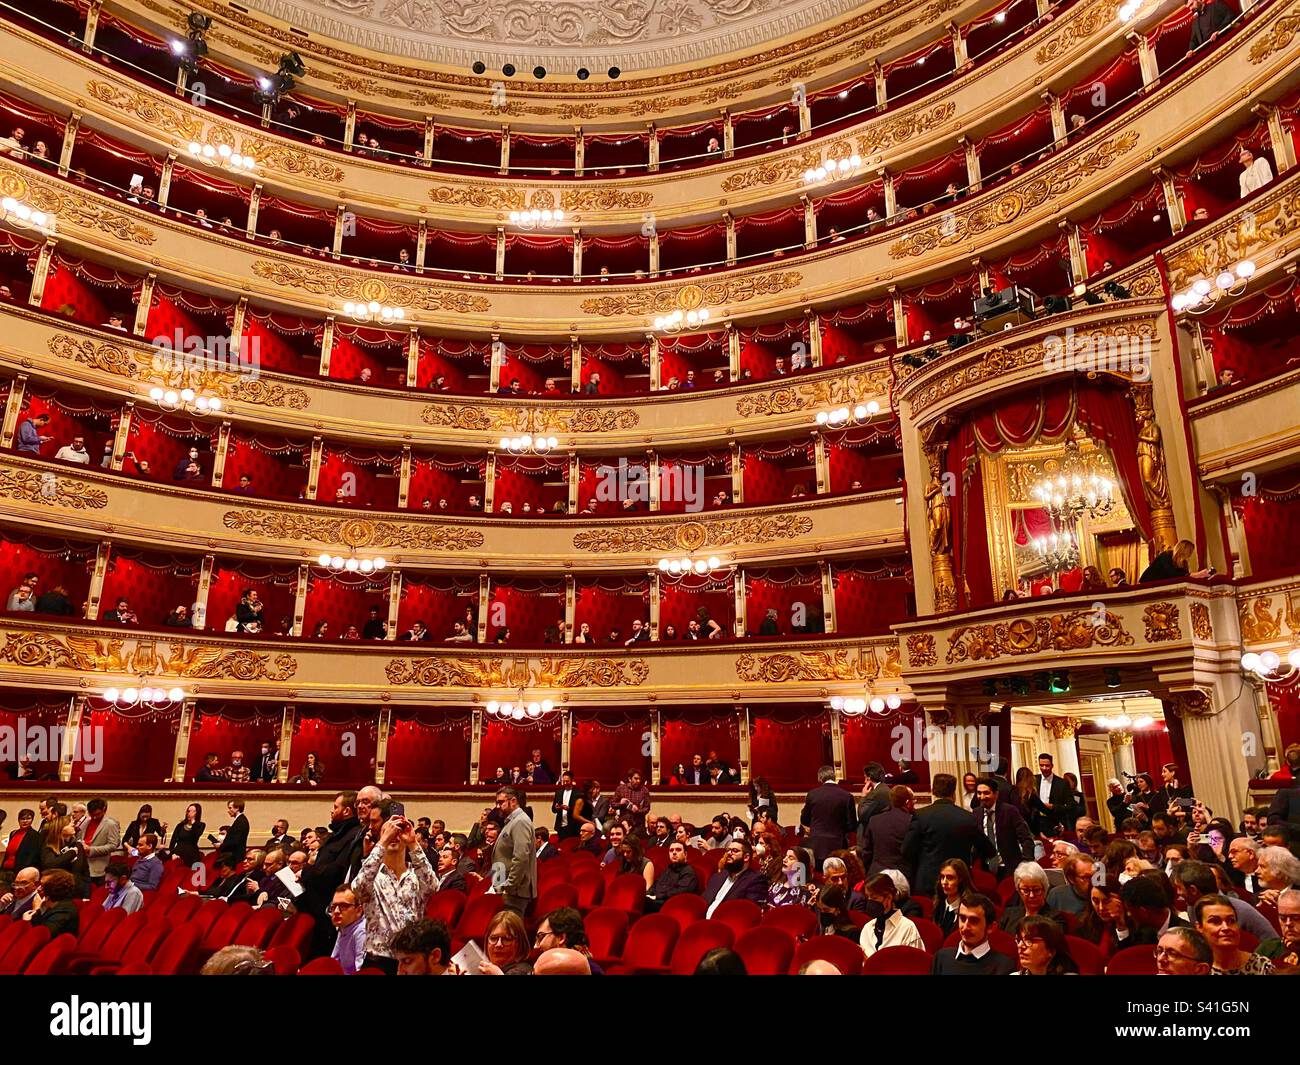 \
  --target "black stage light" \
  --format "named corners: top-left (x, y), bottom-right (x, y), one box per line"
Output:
top-left (1042, 294), bottom-right (1071, 314)
top-left (608, 66), bottom-right (621, 79)
top-left (577, 67), bottom-right (590, 80)
top-left (472, 61), bottom-right (486, 75)
top-left (279, 51), bottom-right (306, 78)
top-left (187, 12), bottom-right (211, 32)
top-left (1009, 676), bottom-right (1030, 697)
top-left (533, 66), bottom-right (546, 79)
top-left (1102, 280), bottom-right (1131, 300)
top-left (1104, 667), bottom-right (1122, 688)
top-left (503, 63), bottom-right (516, 77)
